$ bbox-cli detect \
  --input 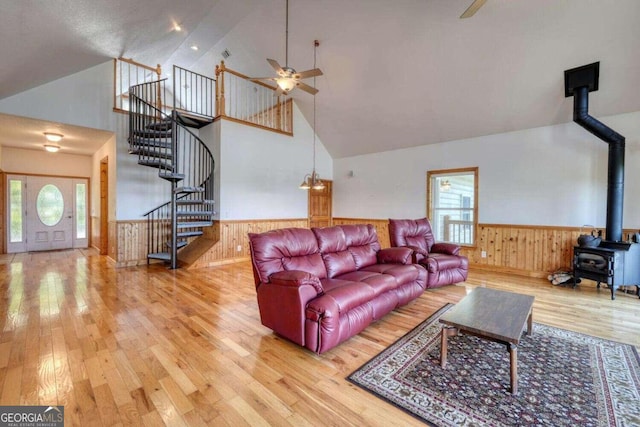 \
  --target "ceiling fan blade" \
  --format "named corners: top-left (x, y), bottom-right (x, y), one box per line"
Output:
top-left (267, 58), bottom-right (286, 76)
top-left (293, 68), bottom-right (323, 79)
top-left (460, 0), bottom-right (487, 18)
top-left (295, 81), bottom-right (319, 95)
